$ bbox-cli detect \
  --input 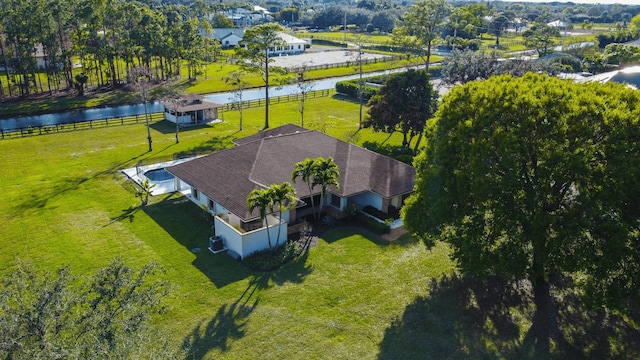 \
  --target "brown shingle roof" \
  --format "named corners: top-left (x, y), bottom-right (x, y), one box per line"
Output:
top-left (232, 123), bottom-right (307, 145)
top-left (167, 124), bottom-right (415, 221)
